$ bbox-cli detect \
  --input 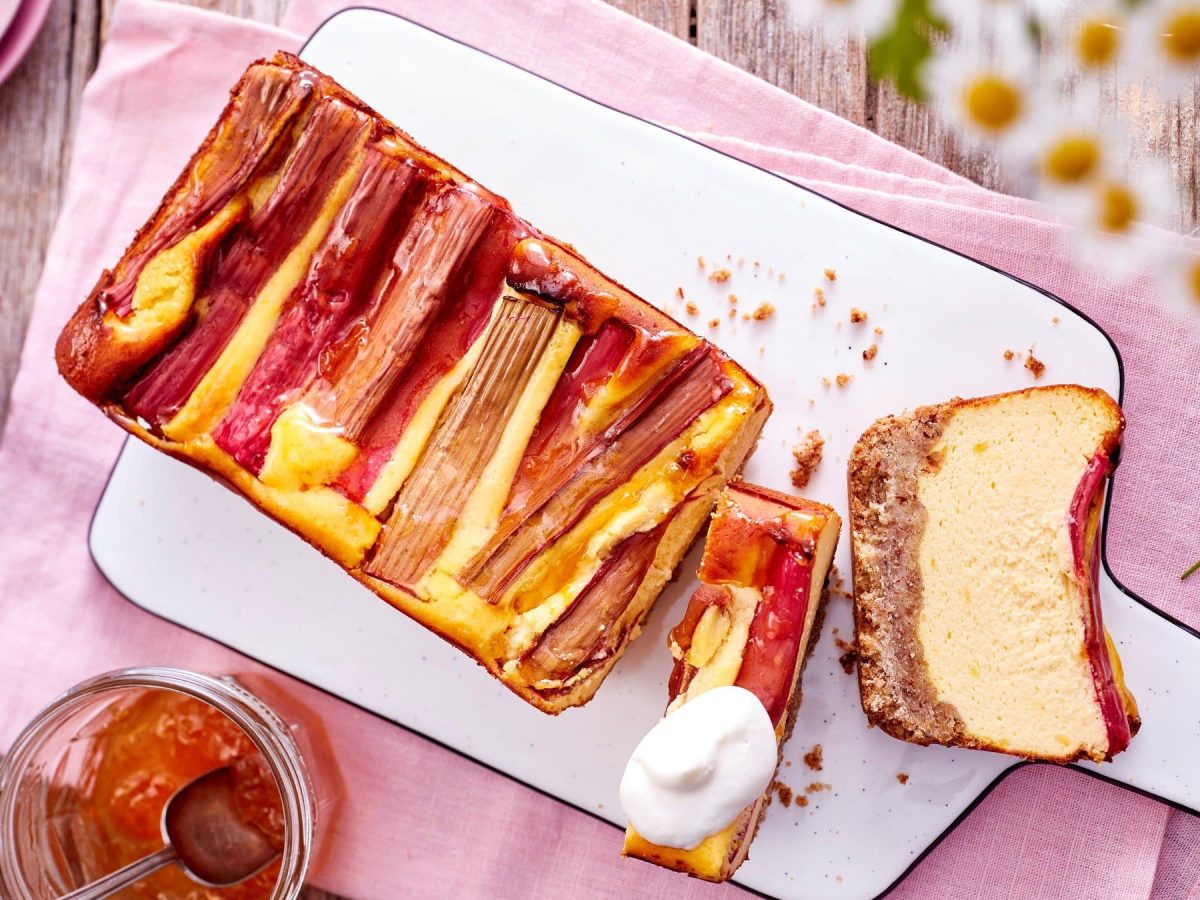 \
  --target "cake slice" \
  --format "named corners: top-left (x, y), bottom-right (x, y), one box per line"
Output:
top-left (849, 385), bottom-right (1139, 762)
top-left (55, 53), bottom-right (771, 713)
top-left (622, 483), bottom-right (840, 882)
